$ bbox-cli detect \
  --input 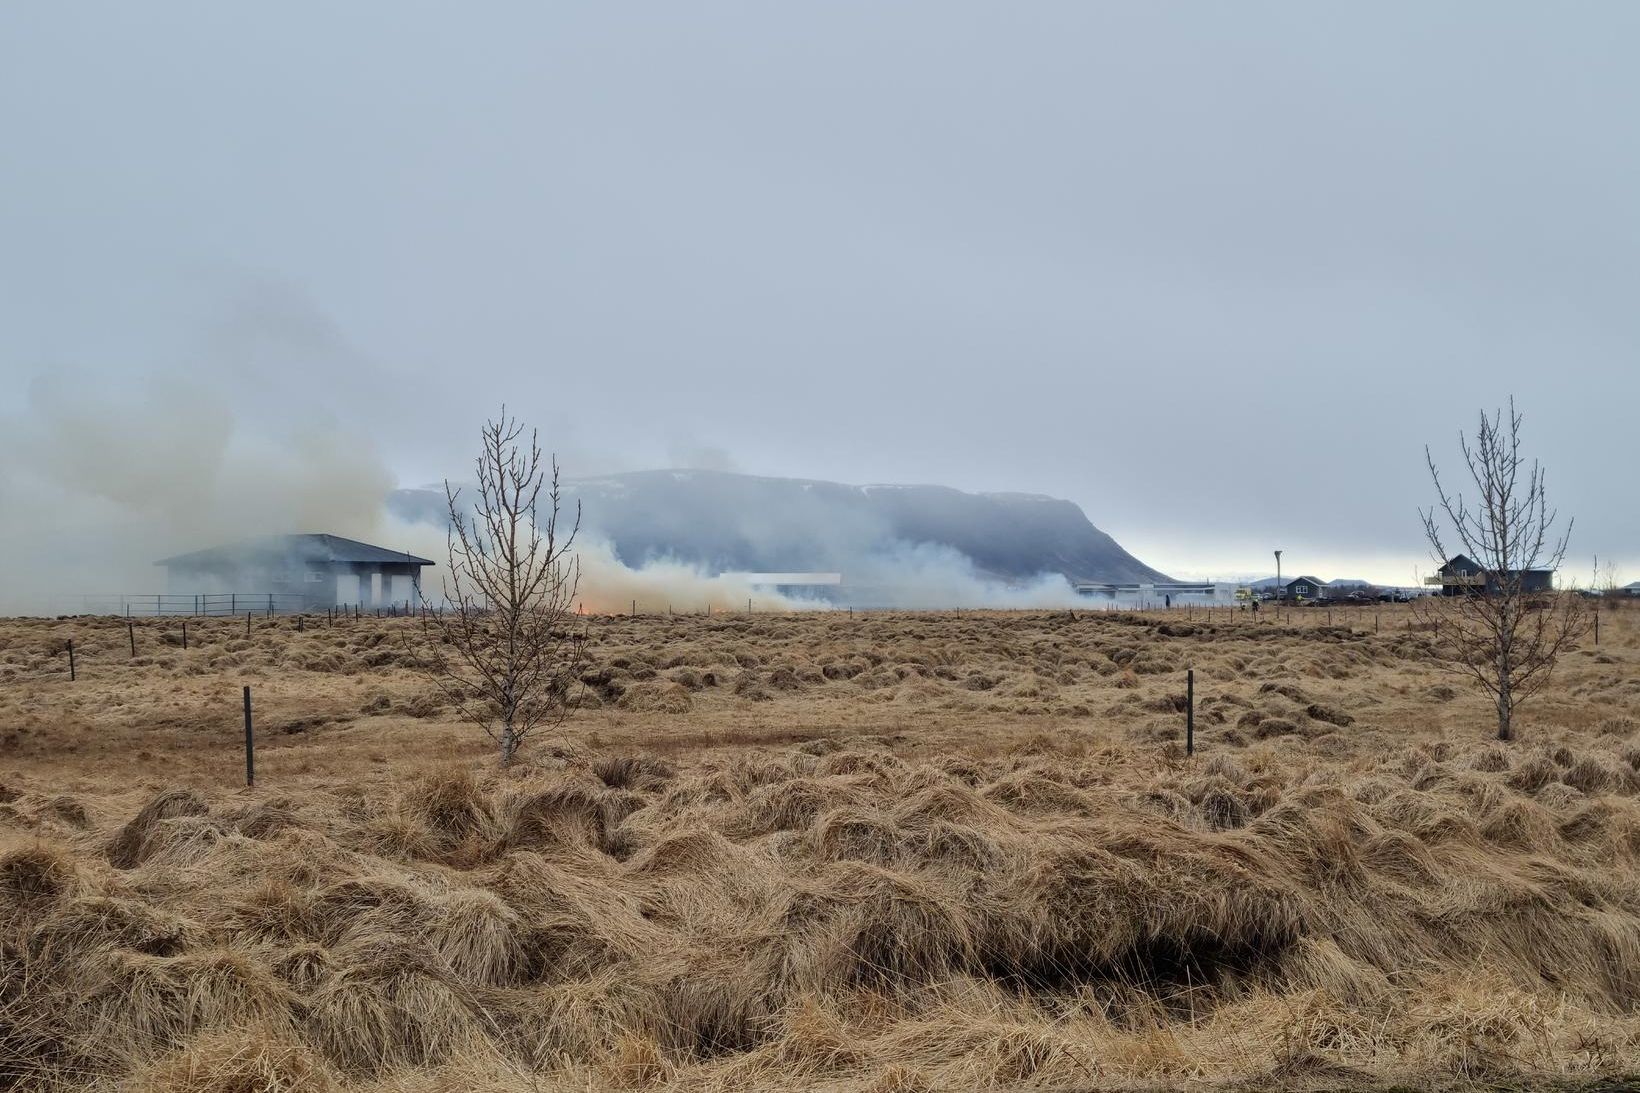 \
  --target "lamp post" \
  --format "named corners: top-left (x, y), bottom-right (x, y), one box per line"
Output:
top-left (1274, 550), bottom-right (1283, 602)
